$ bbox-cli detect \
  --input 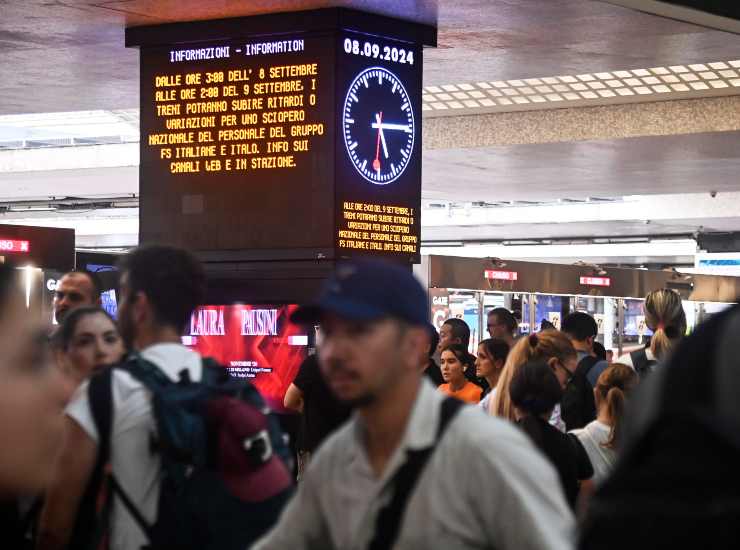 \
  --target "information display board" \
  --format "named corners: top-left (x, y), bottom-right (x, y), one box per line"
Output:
top-left (139, 34), bottom-right (336, 252)
top-left (0, 223), bottom-right (74, 271)
top-left (130, 9), bottom-right (431, 264)
top-left (335, 32), bottom-right (422, 261)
